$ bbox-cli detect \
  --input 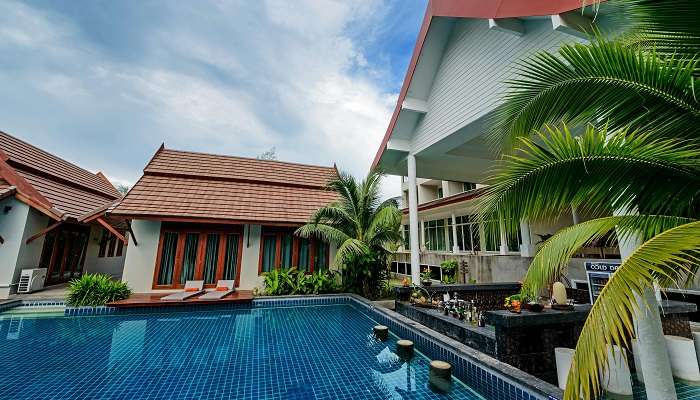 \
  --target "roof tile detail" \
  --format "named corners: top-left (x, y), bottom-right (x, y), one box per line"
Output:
top-left (0, 131), bottom-right (121, 219)
top-left (0, 131), bottom-right (121, 198)
top-left (113, 149), bottom-right (337, 224)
